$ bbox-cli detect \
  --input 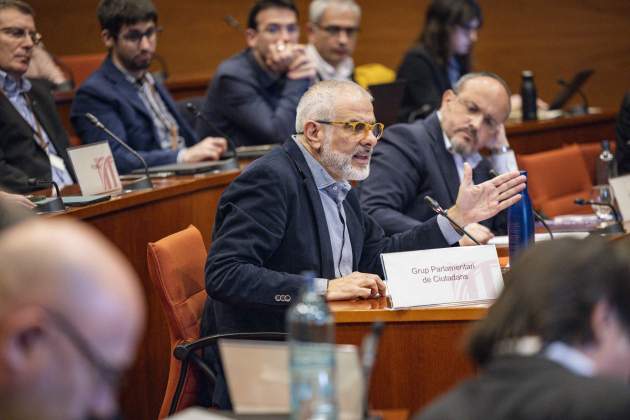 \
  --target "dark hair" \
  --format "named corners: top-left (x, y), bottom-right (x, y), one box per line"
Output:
top-left (247, 0), bottom-right (299, 30)
top-left (97, 0), bottom-right (158, 37)
top-left (417, 0), bottom-right (482, 69)
top-left (468, 238), bottom-right (630, 366)
top-left (0, 0), bottom-right (33, 15)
